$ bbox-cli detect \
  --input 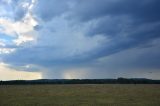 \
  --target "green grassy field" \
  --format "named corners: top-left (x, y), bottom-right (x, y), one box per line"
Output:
top-left (0, 84), bottom-right (160, 106)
